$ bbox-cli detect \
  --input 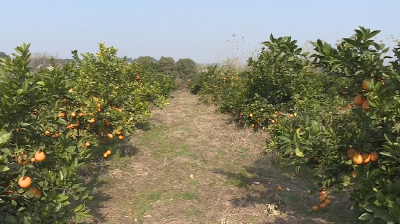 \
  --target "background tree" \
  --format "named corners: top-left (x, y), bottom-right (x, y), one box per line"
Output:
top-left (158, 56), bottom-right (178, 77)
top-left (135, 56), bottom-right (159, 72)
top-left (175, 58), bottom-right (197, 80)
top-left (0, 52), bottom-right (6, 58)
